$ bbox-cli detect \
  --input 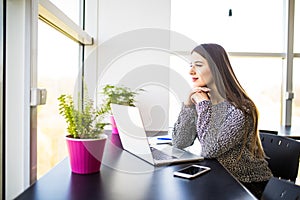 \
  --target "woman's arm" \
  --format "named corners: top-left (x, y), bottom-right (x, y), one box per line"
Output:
top-left (172, 104), bottom-right (198, 149)
top-left (196, 101), bottom-right (246, 158)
